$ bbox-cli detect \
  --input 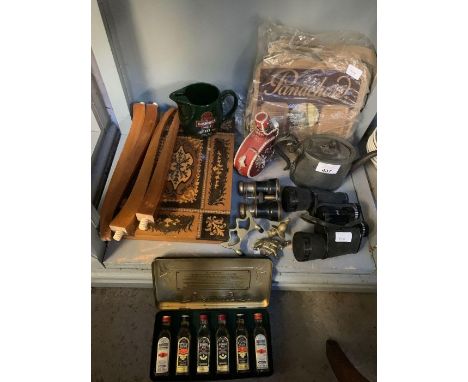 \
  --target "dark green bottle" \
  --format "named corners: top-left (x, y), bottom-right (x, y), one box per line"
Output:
top-left (197, 314), bottom-right (211, 374)
top-left (176, 315), bottom-right (191, 375)
top-left (235, 313), bottom-right (250, 373)
top-left (216, 314), bottom-right (230, 374)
